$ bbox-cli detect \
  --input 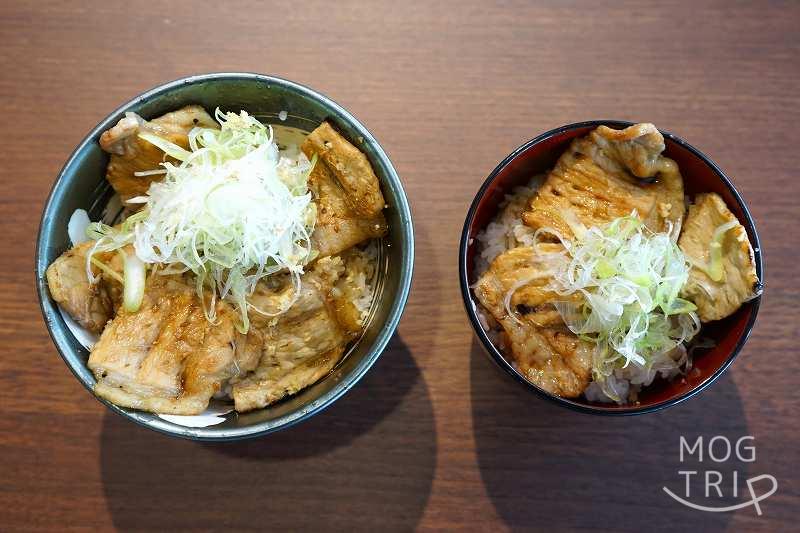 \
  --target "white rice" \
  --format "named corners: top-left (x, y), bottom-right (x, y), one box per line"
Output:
top-left (584, 346), bottom-right (686, 403)
top-left (340, 240), bottom-right (379, 326)
top-left (473, 175), bottom-right (545, 275)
